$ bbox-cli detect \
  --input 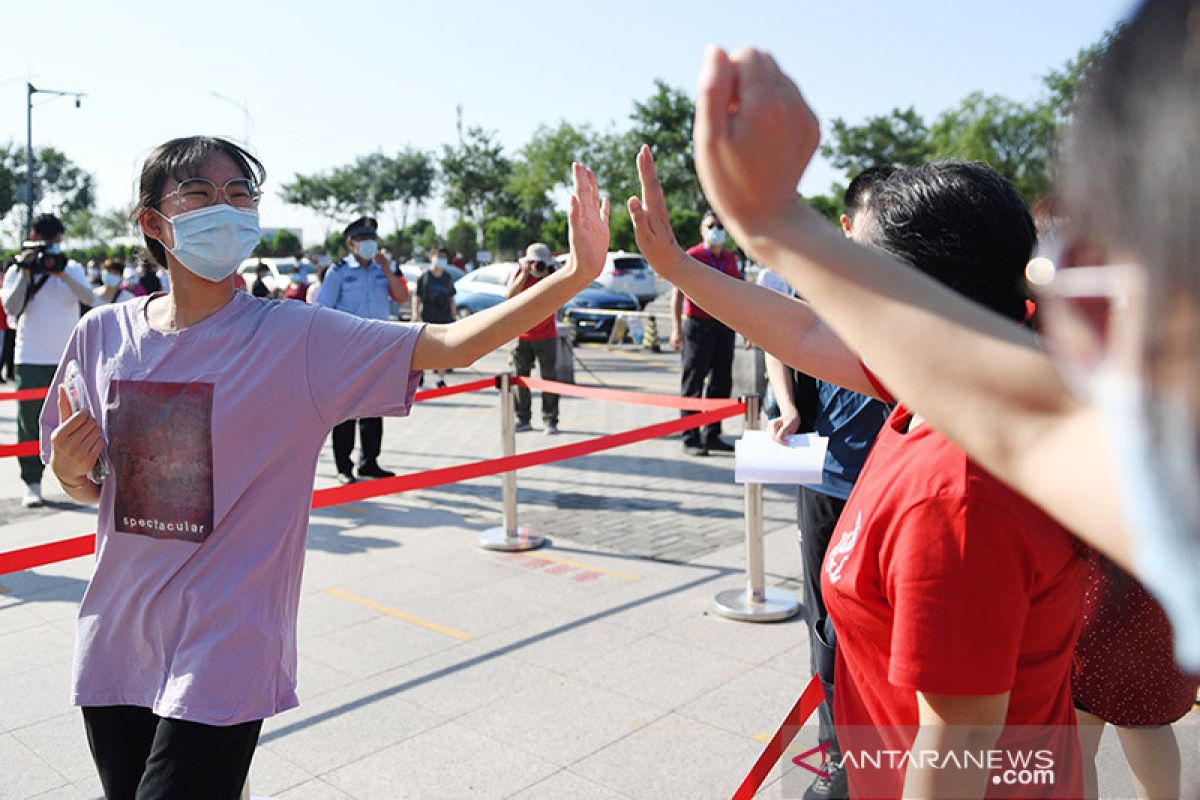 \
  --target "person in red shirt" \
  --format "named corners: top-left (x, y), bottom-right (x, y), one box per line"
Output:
top-left (630, 153), bottom-right (1085, 799)
top-left (670, 210), bottom-right (742, 456)
top-left (507, 243), bottom-right (561, 435)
